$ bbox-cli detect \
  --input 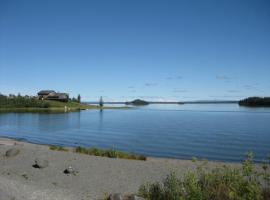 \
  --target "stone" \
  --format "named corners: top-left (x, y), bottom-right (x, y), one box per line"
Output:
top-left (5, 148), bottom-right (20, 157)
top-left (109, 193), bottom-right (123, 200)
top-left (21, 173), bottom-right (29, 180)
top-left (63, 166), bottom-right (78, 175)
top-left (33, 158), bottom-right (49, 169)
top-left (128, 195), bottom-right (145, 200)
